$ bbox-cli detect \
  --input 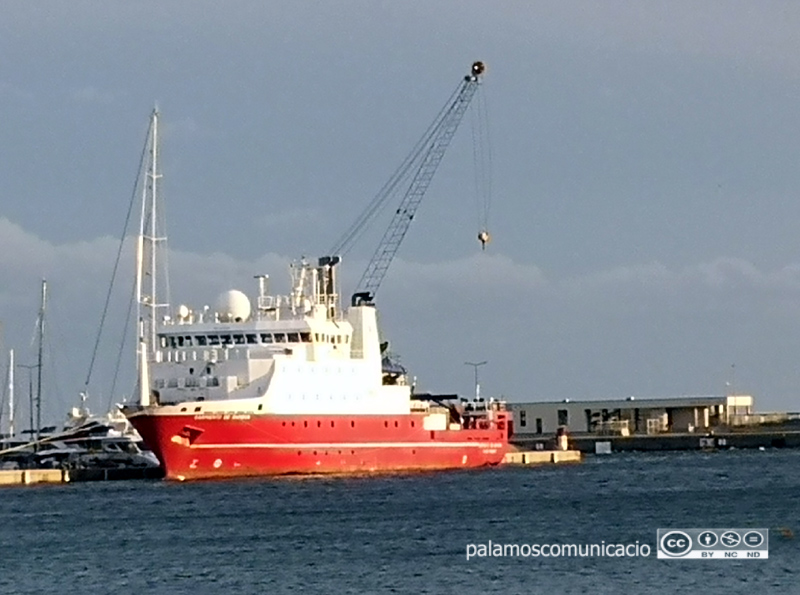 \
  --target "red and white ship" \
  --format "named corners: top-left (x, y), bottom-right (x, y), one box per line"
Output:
top-left (123, 62), bottom-right (509, 480)
top-left (124, 261), bottom-right (510, 481)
